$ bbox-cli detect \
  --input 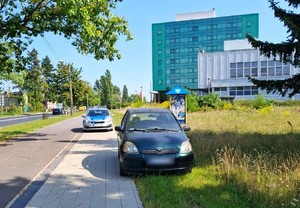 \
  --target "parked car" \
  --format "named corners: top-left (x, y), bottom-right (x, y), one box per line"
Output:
top-left (52, 108), bottom-right (62, 115)
top-left (115, 107), bottom-right (194, 176)
top-left (82, 107), bottom-right (113, 131)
